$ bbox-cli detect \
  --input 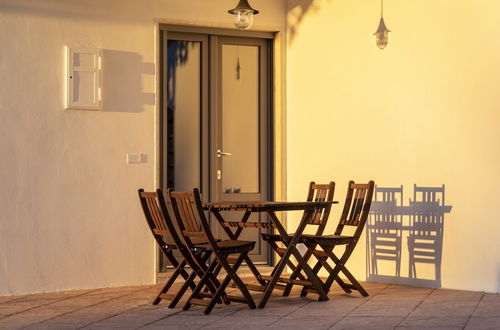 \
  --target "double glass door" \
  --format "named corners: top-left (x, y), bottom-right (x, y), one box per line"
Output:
top-left (161, 28), bottom-right (273, 269)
